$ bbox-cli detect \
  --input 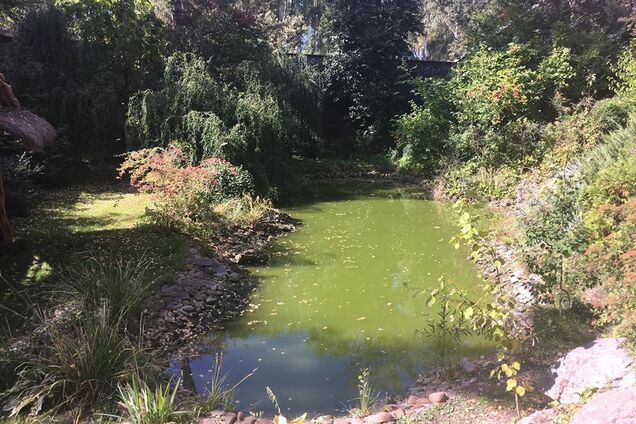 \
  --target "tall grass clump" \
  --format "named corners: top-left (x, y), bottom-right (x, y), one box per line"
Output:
top-left (115, 377), bottom-right (185, 424)
top-left (347, 368), bottom-right (379, 417)
top-left (59, 255), bottom-right (153, 320)
top-left (197, 354), bottom-right (256, 414)
top-left (4, 305), bottom-right (143, 416)
top-left (214, 195), bottom-right (273, 228)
